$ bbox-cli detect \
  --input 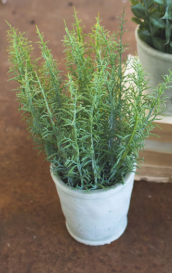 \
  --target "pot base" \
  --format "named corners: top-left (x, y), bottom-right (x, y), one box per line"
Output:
top-left (66, 218), bottom-right (128, 246)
